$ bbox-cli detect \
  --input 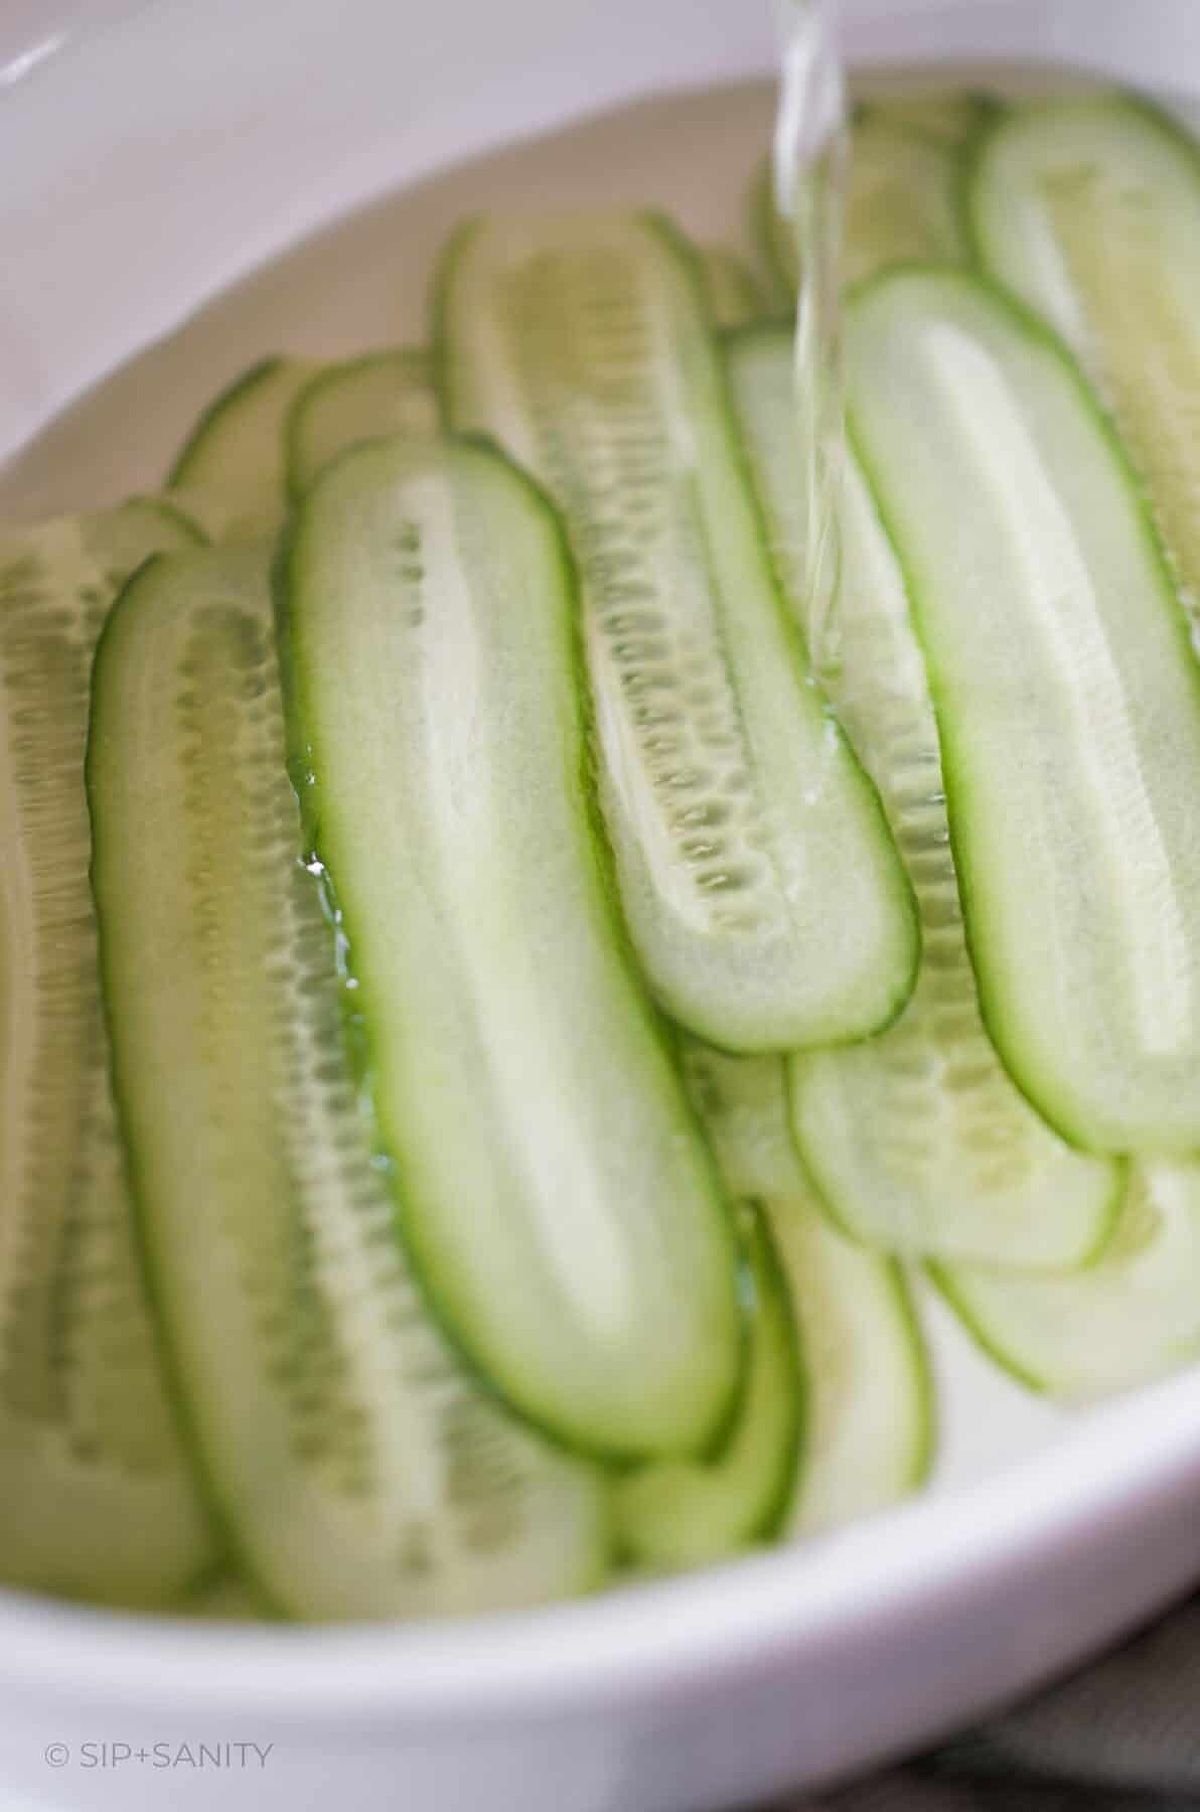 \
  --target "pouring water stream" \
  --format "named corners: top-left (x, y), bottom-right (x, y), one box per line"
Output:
top-left (773, 0), bottom-right (847, 667)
